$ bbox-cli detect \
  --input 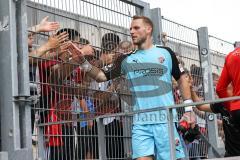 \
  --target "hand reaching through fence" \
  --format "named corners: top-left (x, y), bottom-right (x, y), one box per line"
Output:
top-left (58, 42), bottom-right (73, 61)
top-left (48, 40), bottom-right (96, 96)
top-left (80, 44), bottom-right (95, 56)
top-left (66, 42), bottom-right (94, 63)
top-left (29, 32), bottom-right (69, 62)
top-left (180, 111), bottom-right (196, 128)
top-left (46, 32), bottom-right (69, 50)
top-left (99, 53), bottom-right (115, 65)
top-left (29, 16), bottom-right (60, 33)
